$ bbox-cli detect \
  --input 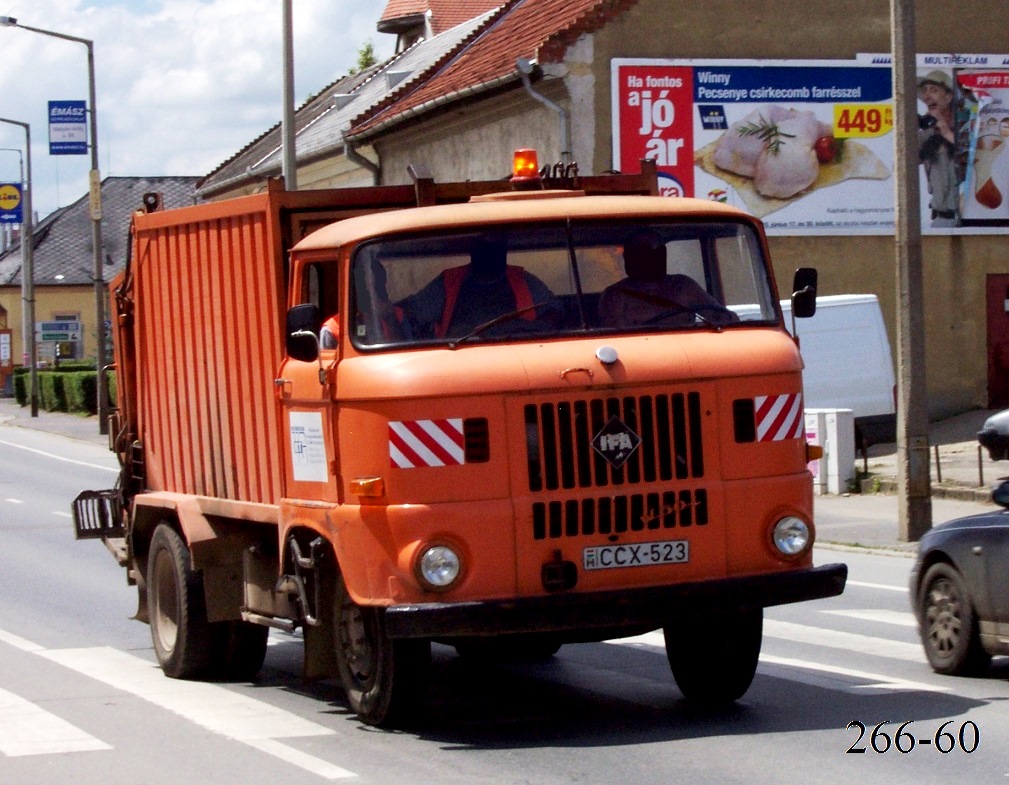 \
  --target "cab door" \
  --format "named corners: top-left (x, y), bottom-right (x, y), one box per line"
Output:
top-left (278, 259), bottom-right (341, 503)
